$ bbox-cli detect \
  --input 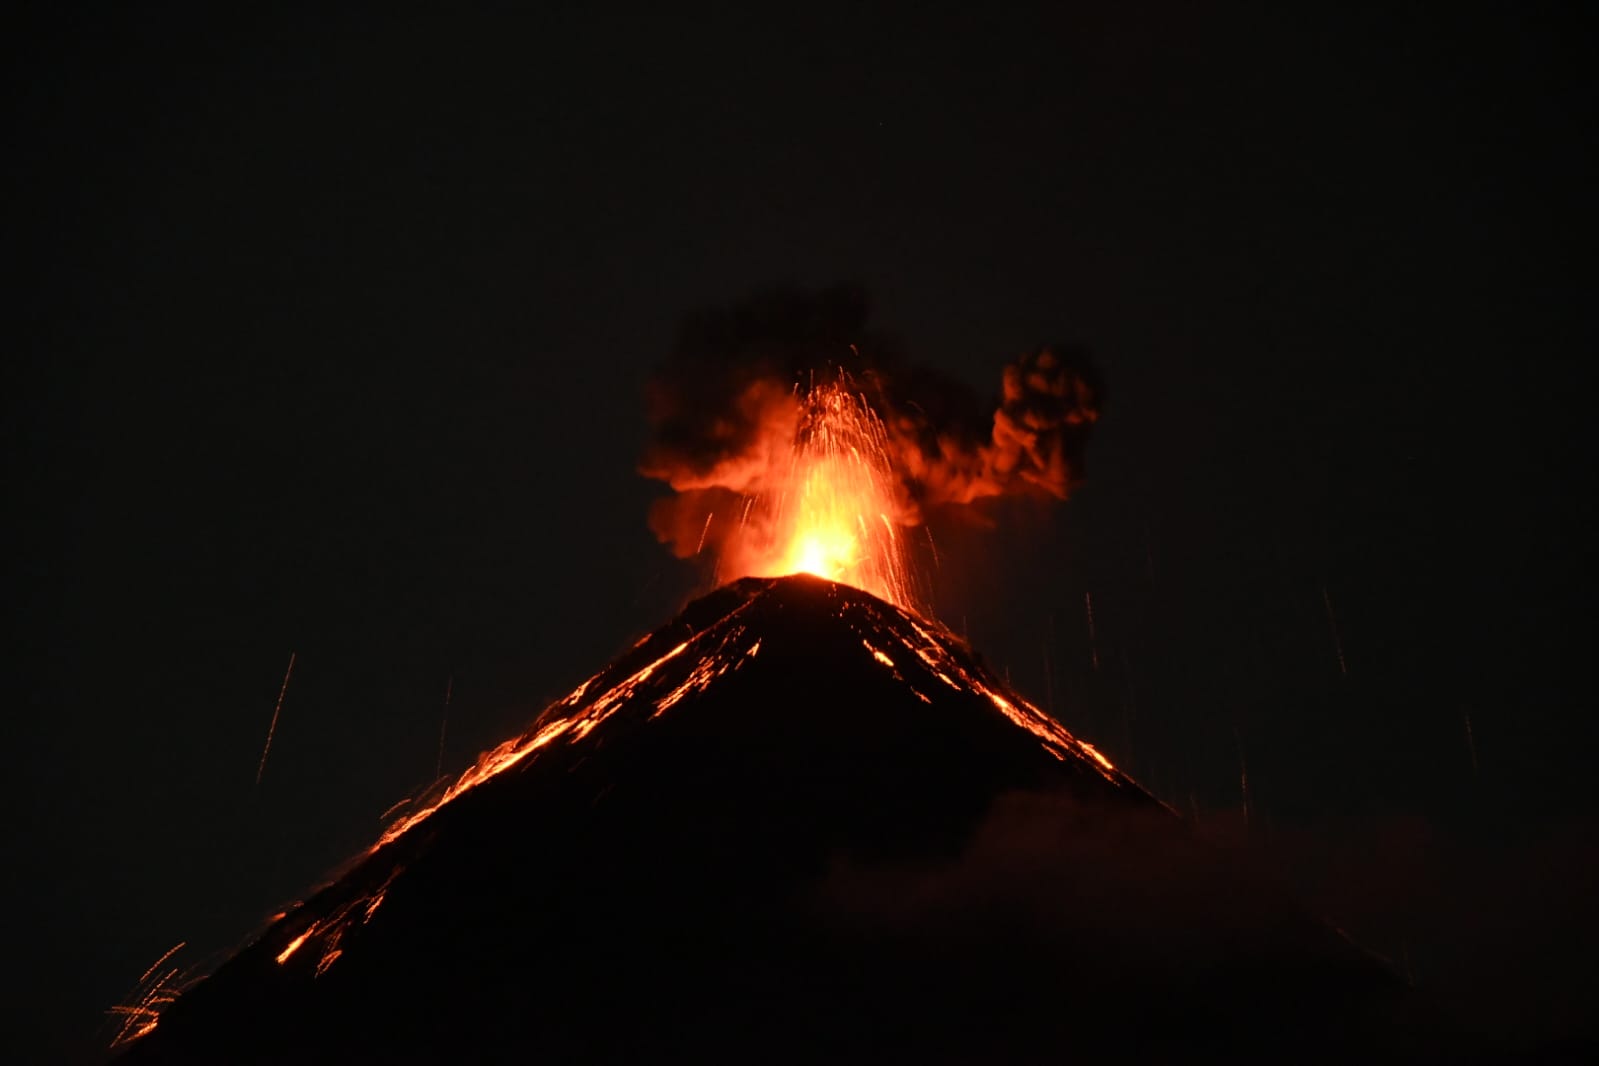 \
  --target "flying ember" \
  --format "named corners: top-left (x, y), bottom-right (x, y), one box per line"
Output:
top-left (722, 375), bottom-right (917, 610)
